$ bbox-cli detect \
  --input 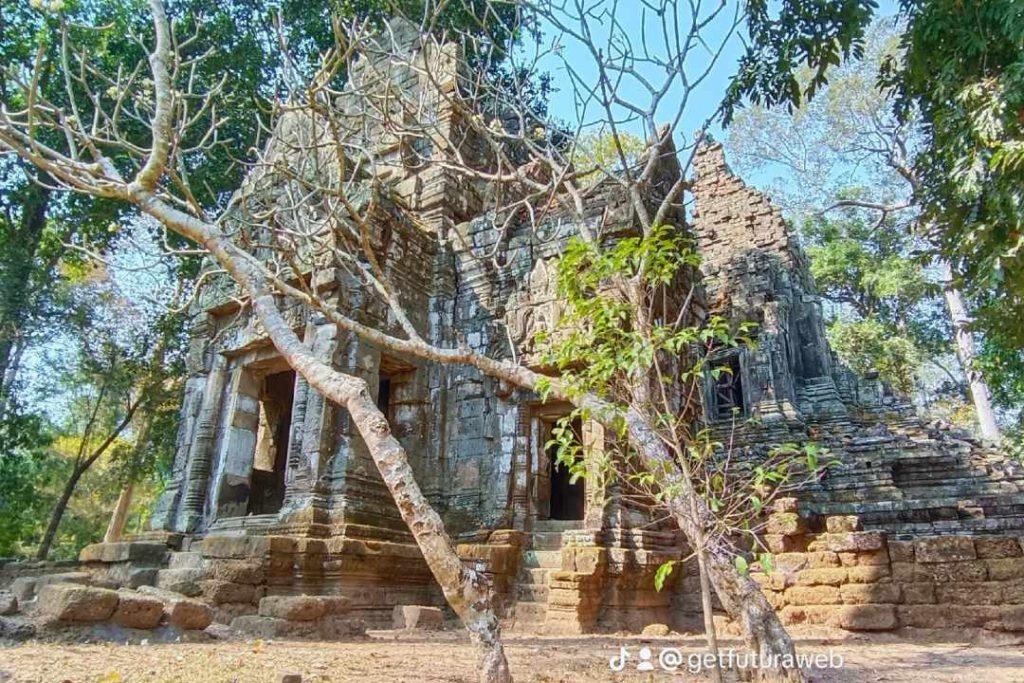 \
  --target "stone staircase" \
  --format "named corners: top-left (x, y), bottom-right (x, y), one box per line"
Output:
top-left (509, 520), bottom-right (578, 632)
top-left (801, 421), bottom-right (1024, 538)
top-left (154, 550), bottom-right (208, 596)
